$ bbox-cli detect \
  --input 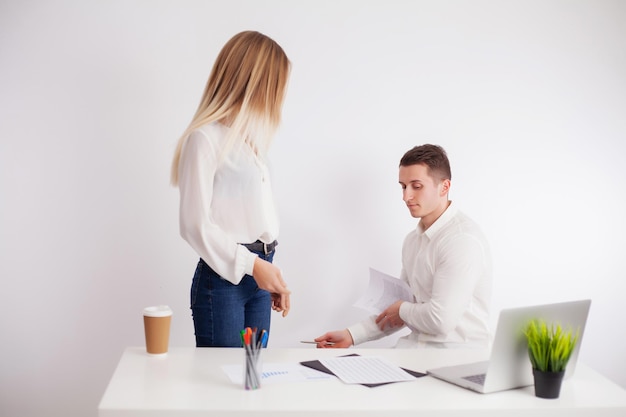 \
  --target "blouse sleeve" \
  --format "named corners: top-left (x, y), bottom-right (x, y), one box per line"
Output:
top-left (177, 130), bottom-right (257, 285)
